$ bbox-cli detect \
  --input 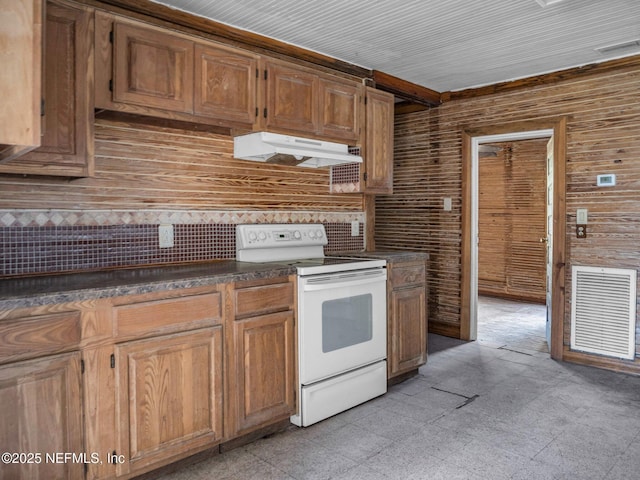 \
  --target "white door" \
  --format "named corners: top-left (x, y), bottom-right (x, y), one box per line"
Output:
top-left (545, 137), bottom-right (554, 349)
